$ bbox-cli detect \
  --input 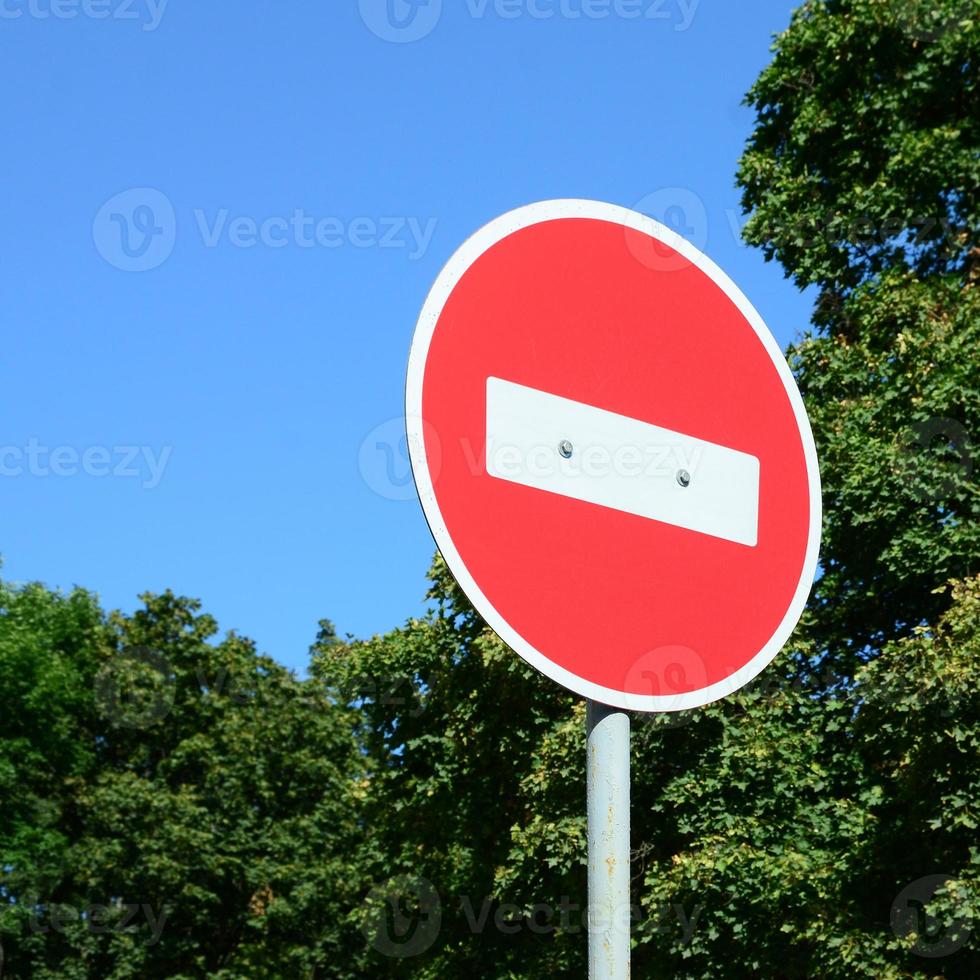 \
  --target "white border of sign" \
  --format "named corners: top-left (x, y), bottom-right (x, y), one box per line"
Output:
top-left (406, 199), bottom-right (822, 712)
